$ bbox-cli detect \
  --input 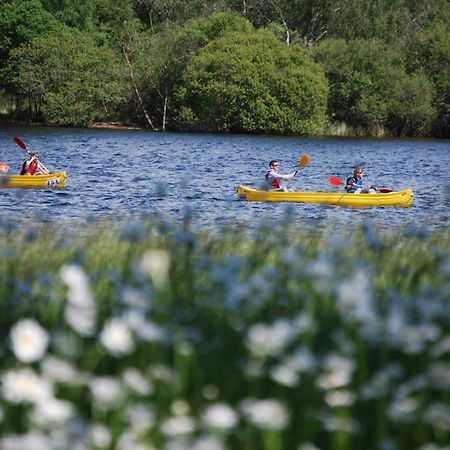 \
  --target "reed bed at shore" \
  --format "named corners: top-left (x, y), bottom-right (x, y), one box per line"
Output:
top-left (0, 218), bottom-right (449, 450)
